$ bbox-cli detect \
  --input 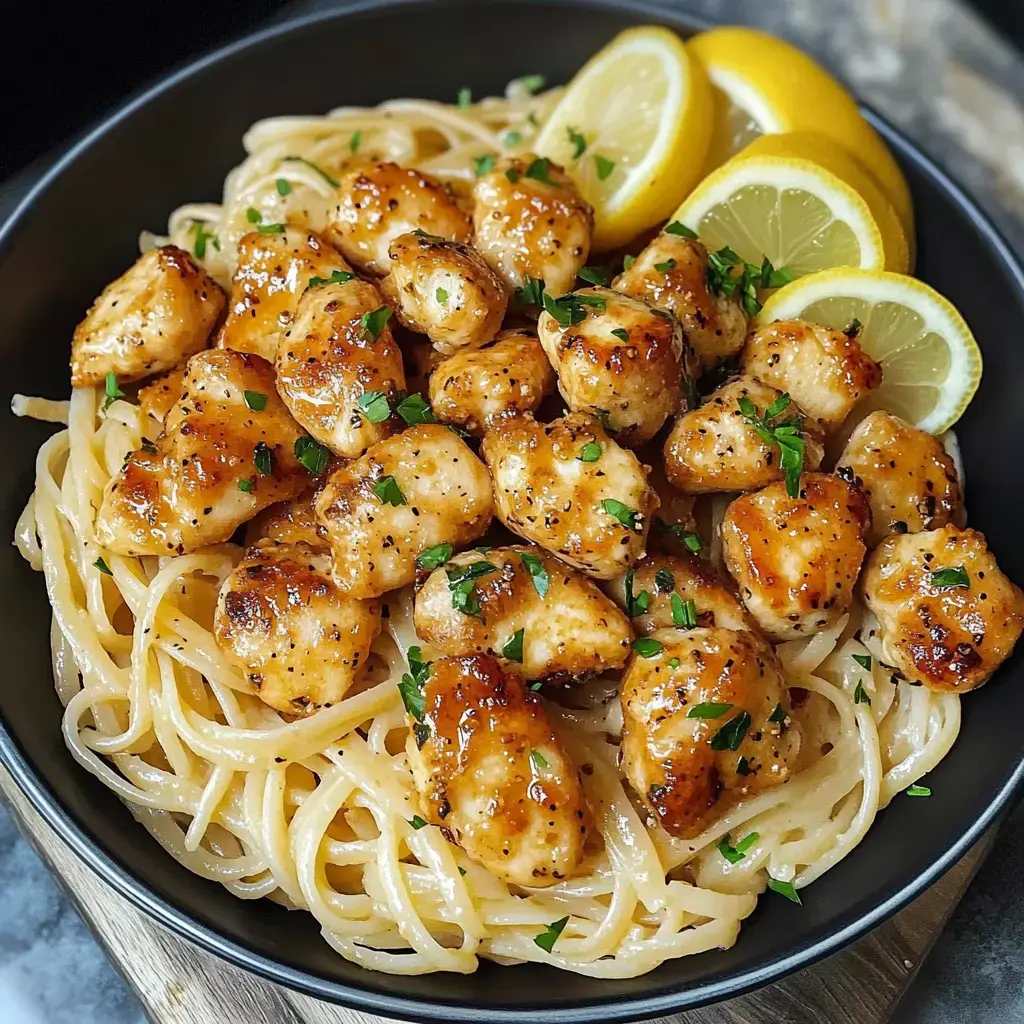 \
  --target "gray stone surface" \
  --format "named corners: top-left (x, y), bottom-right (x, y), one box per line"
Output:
top-left (1, 1), bottom-right (1022, 1022)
